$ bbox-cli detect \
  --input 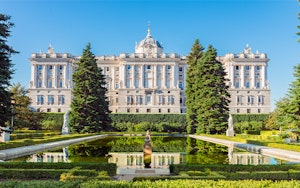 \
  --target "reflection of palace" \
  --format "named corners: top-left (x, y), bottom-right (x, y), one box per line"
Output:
top-left (229, 153), bottom-right (271, 165)
top-left (28, 26), bottom-right (270, 114)
top-left (228, 146), bottom-right (270, 165)
top-left (28, 148), bottom-right (69, 163)
top-left (108, 152), bottom-right (183, 168)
